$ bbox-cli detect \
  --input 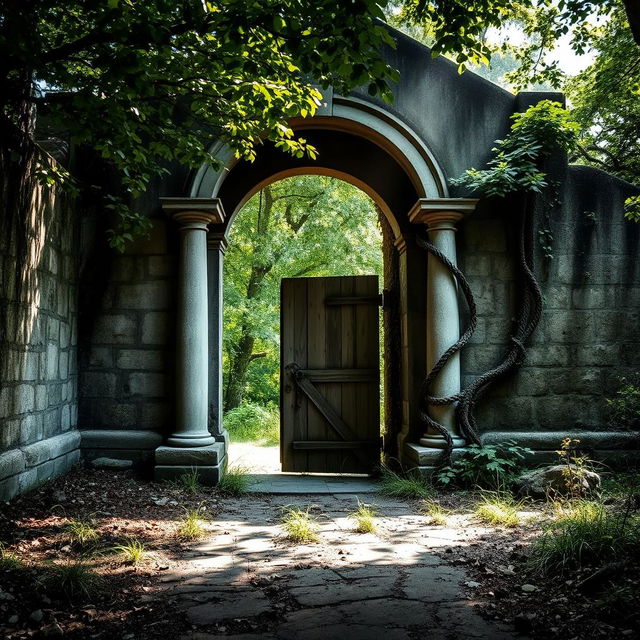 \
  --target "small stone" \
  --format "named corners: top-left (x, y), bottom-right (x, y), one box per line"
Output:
top-left (30, 609), bottom-right (44, 623)
top-left (41, 595), bottom-right (52, 605)
top-left (43, 623), bottom-right (64, 637)
top-left (52, 490), bottom-right (67, 502)
top-left (464, 581), bottom-right (481, 588)
top-left (8, 615), bottom-right (19, 624)
top-left (521, 584), bottom-right (538, 593)
top-left (0, 591), bottom-right (16, 601)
